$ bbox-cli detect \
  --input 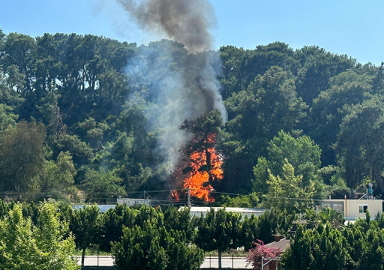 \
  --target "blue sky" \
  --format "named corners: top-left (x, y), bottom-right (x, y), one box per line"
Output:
top-left (1, 0), bottom-right (383, 65)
